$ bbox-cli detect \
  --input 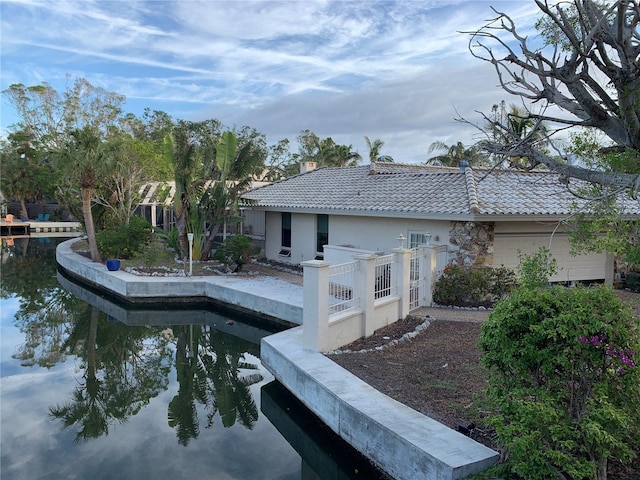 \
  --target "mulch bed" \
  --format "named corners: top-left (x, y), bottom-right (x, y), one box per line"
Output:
top-left (329, 291), bottom-right (640, 480)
